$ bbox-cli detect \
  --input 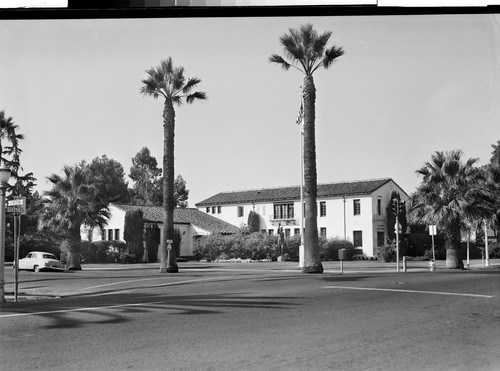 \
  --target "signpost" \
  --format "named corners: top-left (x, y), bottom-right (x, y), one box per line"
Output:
top-left (429, 224), bottom-right (437, 271)
top-left (7, 197), bottom-right (26, 302)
